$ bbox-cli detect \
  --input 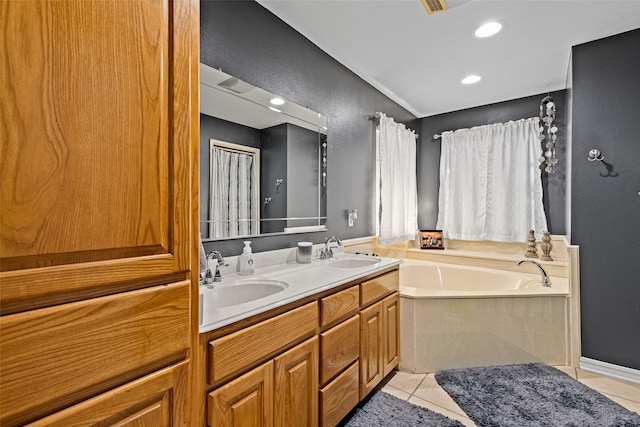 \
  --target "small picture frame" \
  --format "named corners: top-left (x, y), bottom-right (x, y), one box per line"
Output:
top-left (419, 230), bottom-right (444, 250)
